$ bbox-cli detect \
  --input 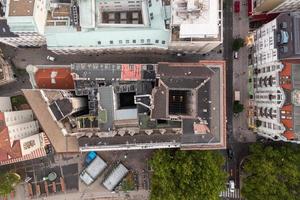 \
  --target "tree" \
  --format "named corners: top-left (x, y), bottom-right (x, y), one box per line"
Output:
top-left (233, 101), bottom-right (244, 114)
top-left (255, 120), bottom-right (262, 127)
top-left (241, 144), bottom-right (300, 200)
top-left (233, 38), bottom-right (245, 51)
top-left (0, 172), bottom-right (20, 197)
top-left (149, 149), bottom-right (227, 200)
